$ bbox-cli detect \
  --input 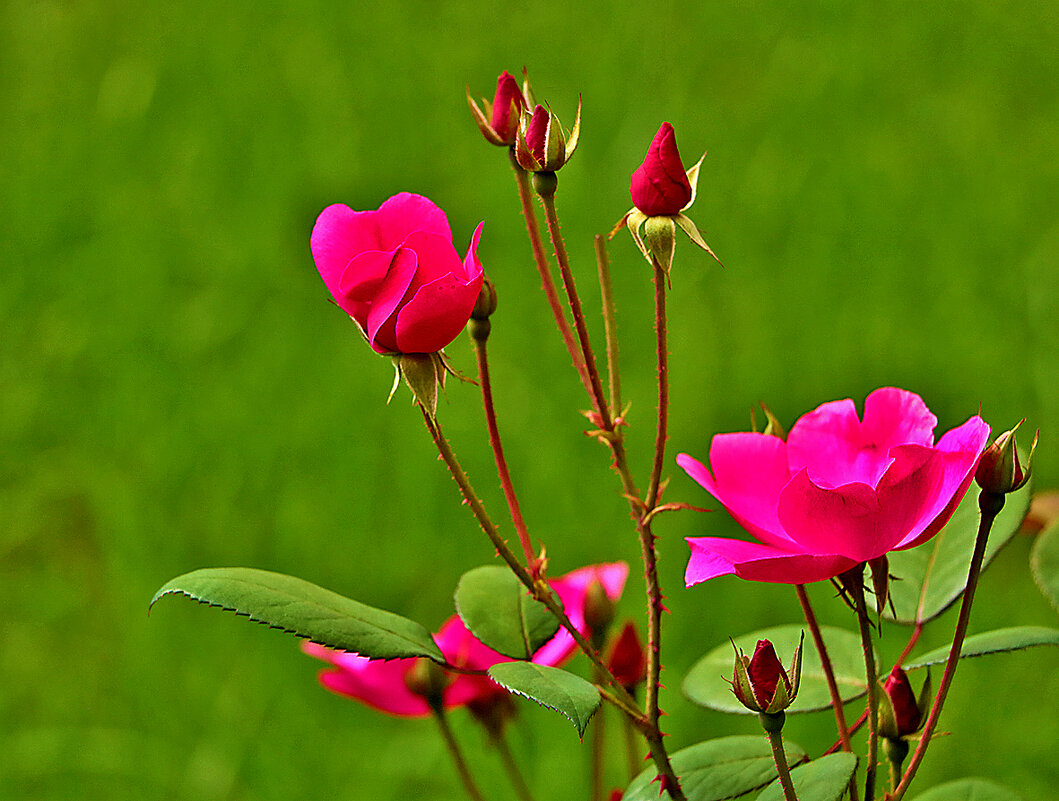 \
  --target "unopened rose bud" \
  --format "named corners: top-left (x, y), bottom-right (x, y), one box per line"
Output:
top-left (878, 665), bottom-right (929, 739)
top-left (732, 635), bottom-right (803, 715)
top-left (515, 101), bottom-right (581, 174)
top-left (606, 622), bottom-right (647, 690)
top-left (404, 658), bottom-right (450, 709)
top-left (630, 122), bottom-right (693, 217)
top-left (976, 420), bottom-right (1037, 496)
top-left (468, 70), bottom-right (527, 147)
top-left (584, 578), bottom-right (616, 640)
